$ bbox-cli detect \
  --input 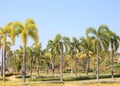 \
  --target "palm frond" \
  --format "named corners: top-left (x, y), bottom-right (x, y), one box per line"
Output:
top-left (20, 29), bottom-right (27, 44)
top-left (86, 27), bottom-right (96, 37)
